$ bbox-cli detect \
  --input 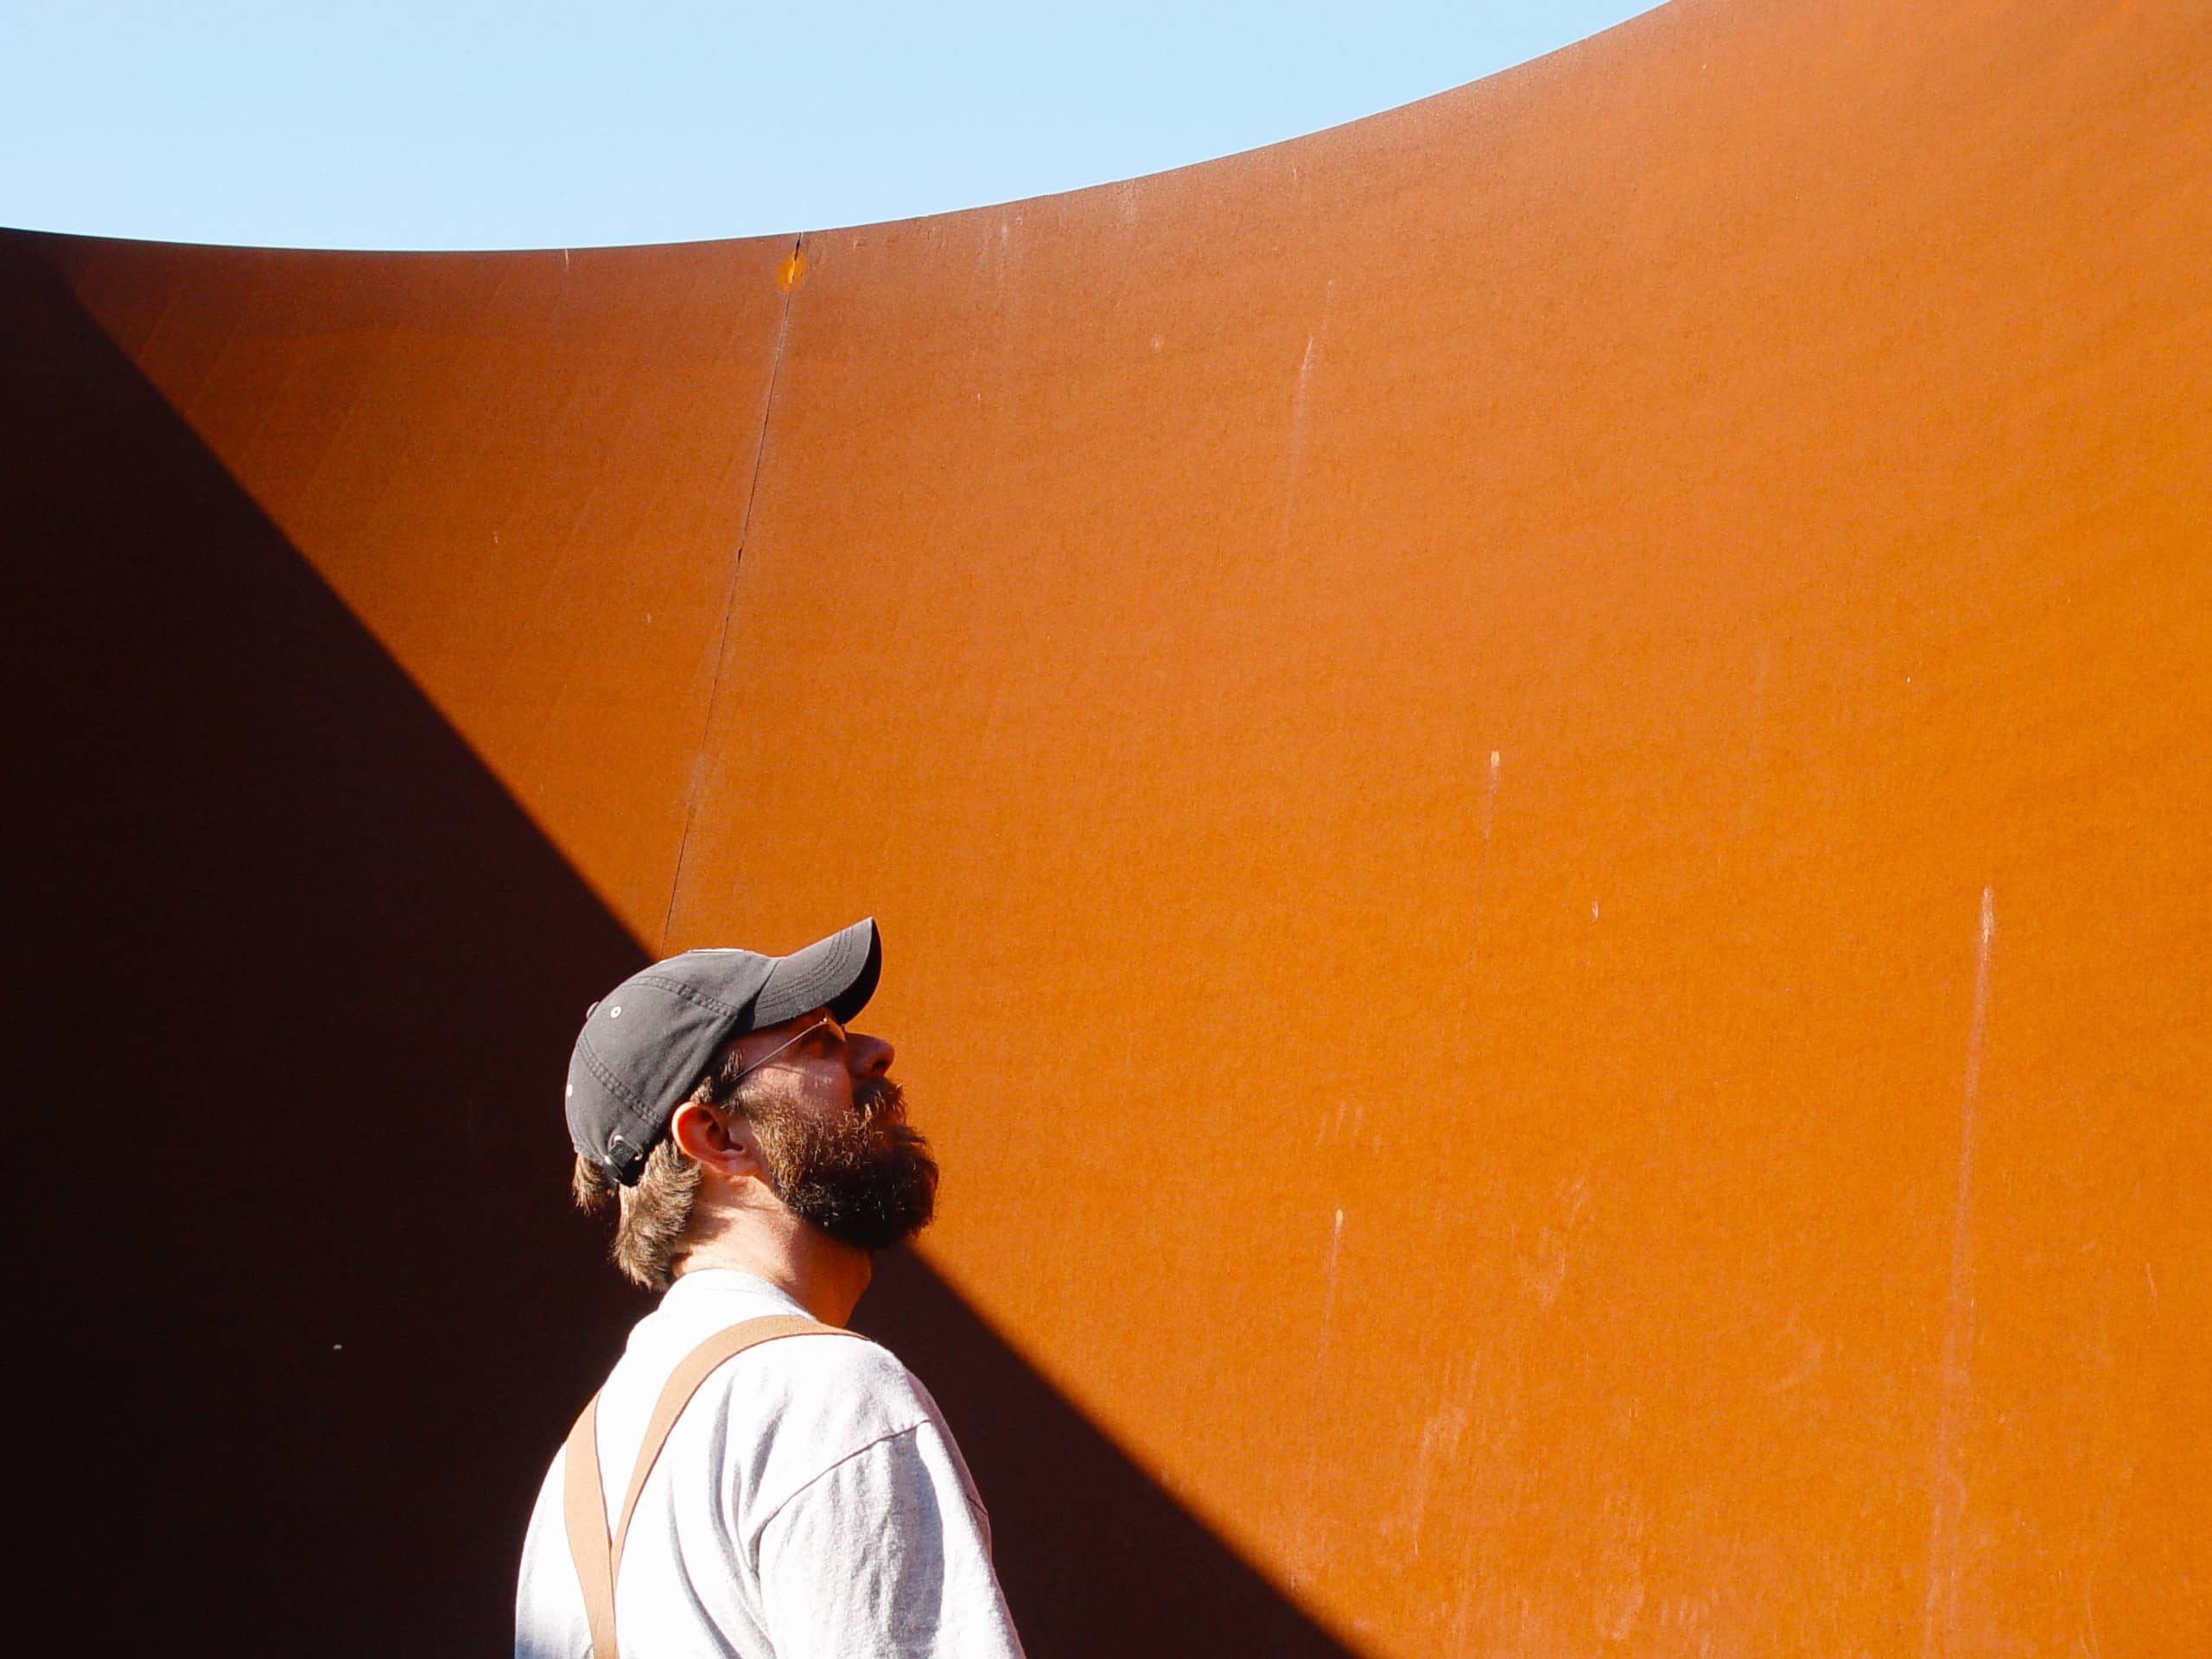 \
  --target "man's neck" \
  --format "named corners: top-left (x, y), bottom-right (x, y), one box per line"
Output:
top-left (674, 1213), bottom-right (873, 1326)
